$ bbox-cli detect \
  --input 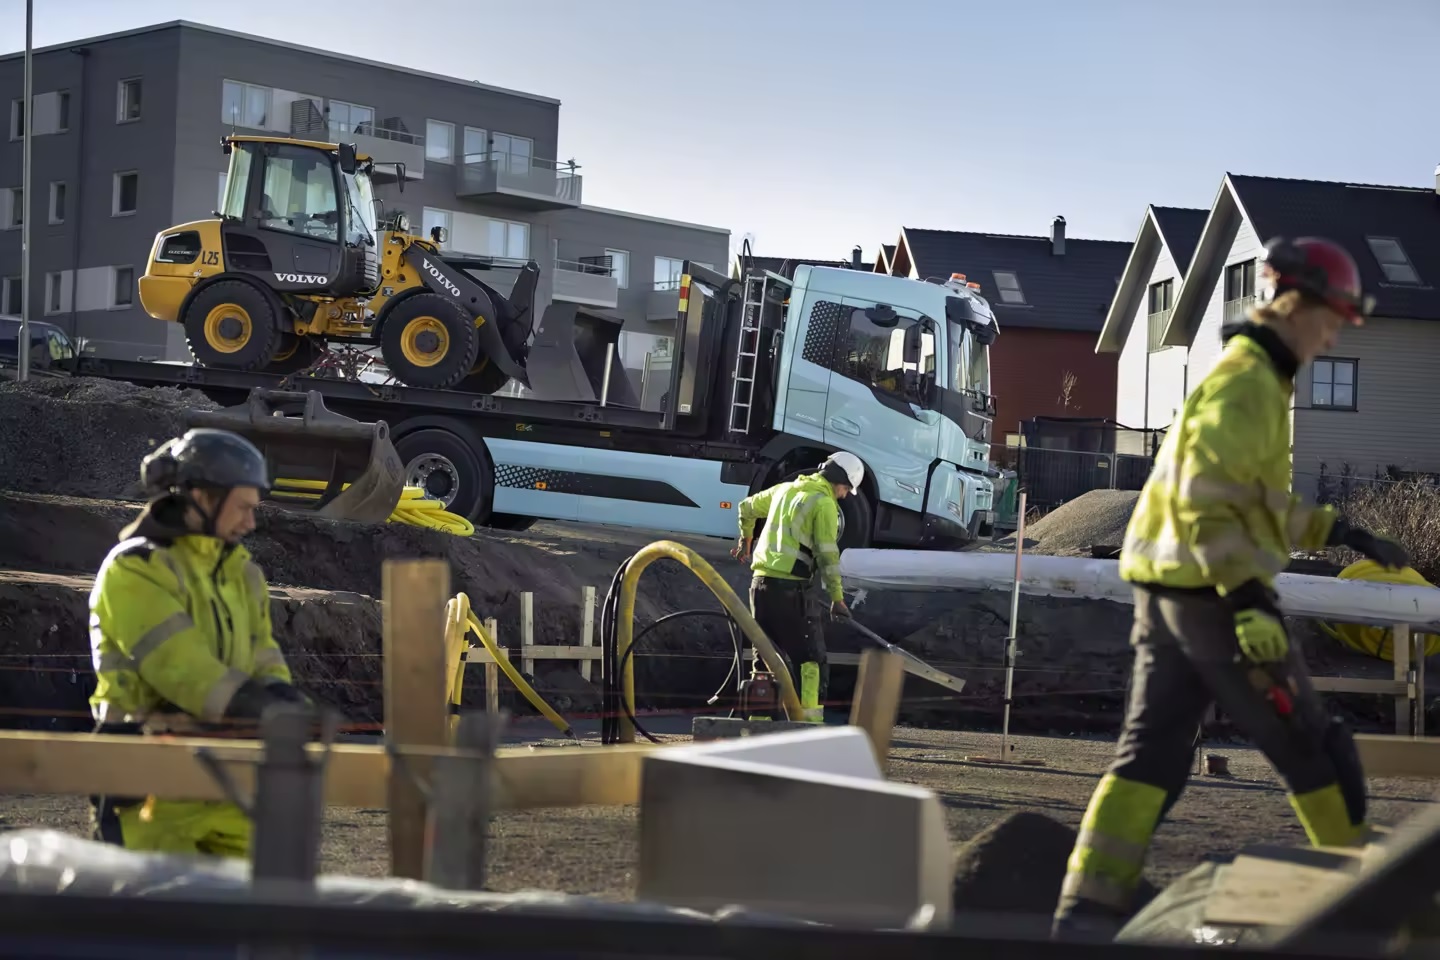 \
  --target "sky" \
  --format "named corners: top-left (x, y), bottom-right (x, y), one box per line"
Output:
top-left (2, 0), bottom-right (1438, 264)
